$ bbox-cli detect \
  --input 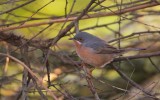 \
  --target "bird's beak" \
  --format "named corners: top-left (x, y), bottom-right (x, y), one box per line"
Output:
top-left (69, 38), bottom-right (75, 40)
